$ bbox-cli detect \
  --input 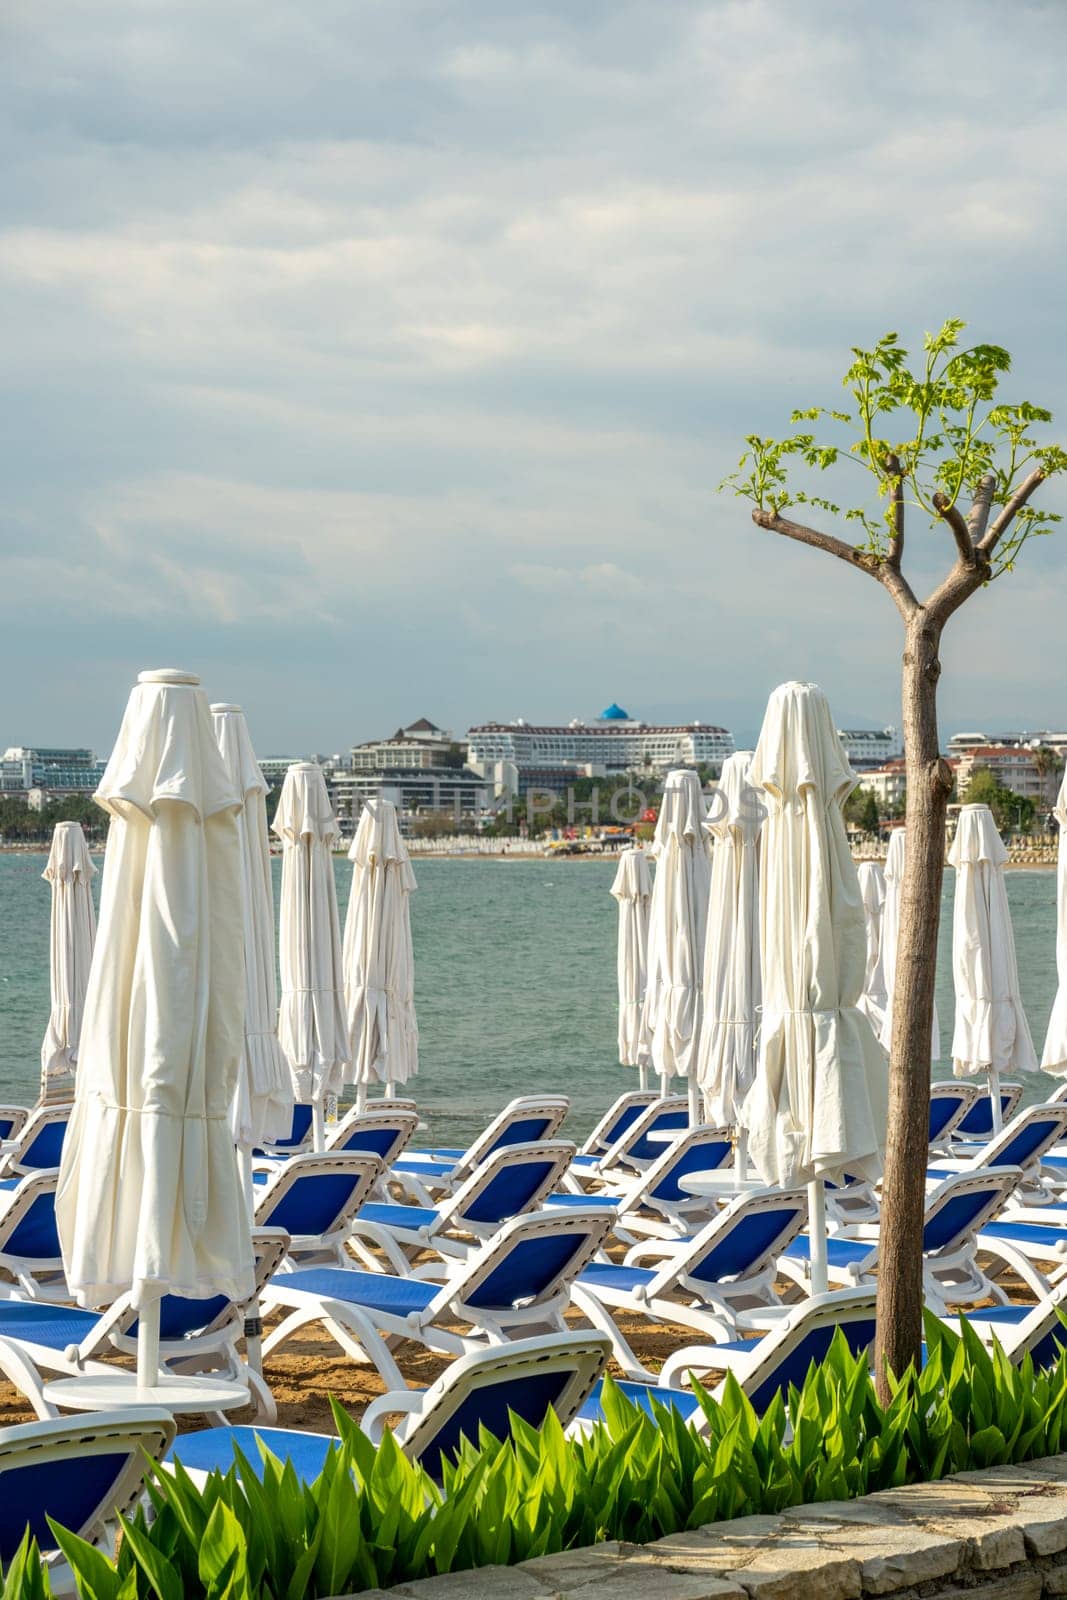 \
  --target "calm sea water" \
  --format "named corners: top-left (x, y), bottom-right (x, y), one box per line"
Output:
top-left (0, 854), bottom-right (1060, 1145)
